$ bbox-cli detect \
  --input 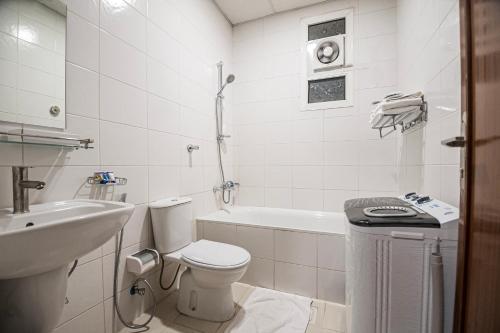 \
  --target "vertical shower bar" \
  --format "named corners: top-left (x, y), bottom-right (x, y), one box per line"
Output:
top-left (216, 62), bottom-right (224, 138)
